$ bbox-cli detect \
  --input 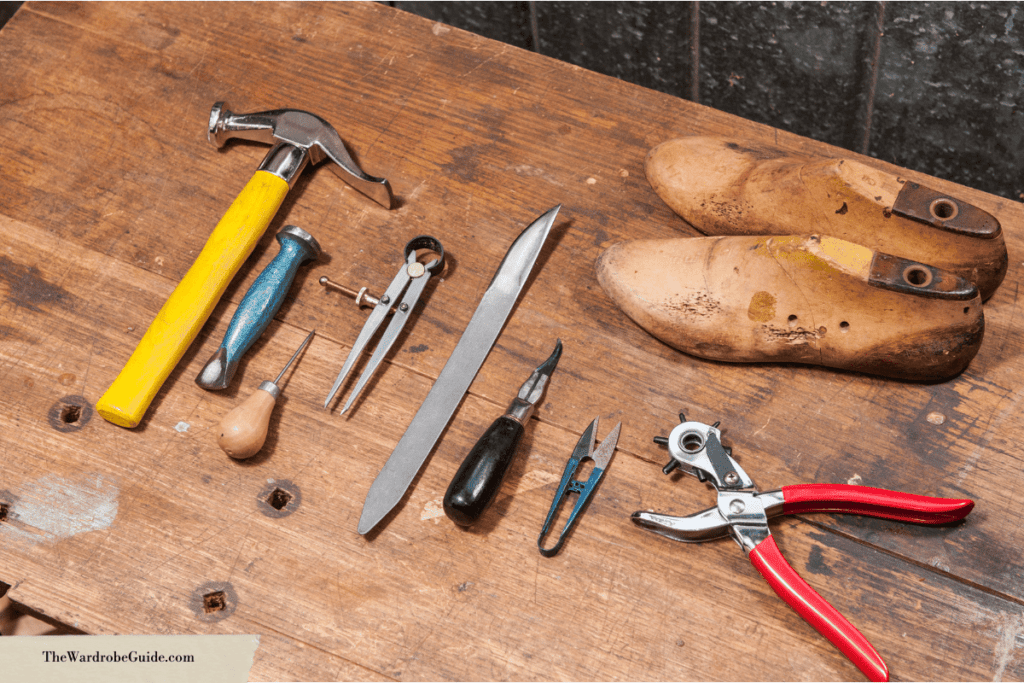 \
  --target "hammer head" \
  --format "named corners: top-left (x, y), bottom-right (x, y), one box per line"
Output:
top-left (208, 102), bottom-right (393, 209)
